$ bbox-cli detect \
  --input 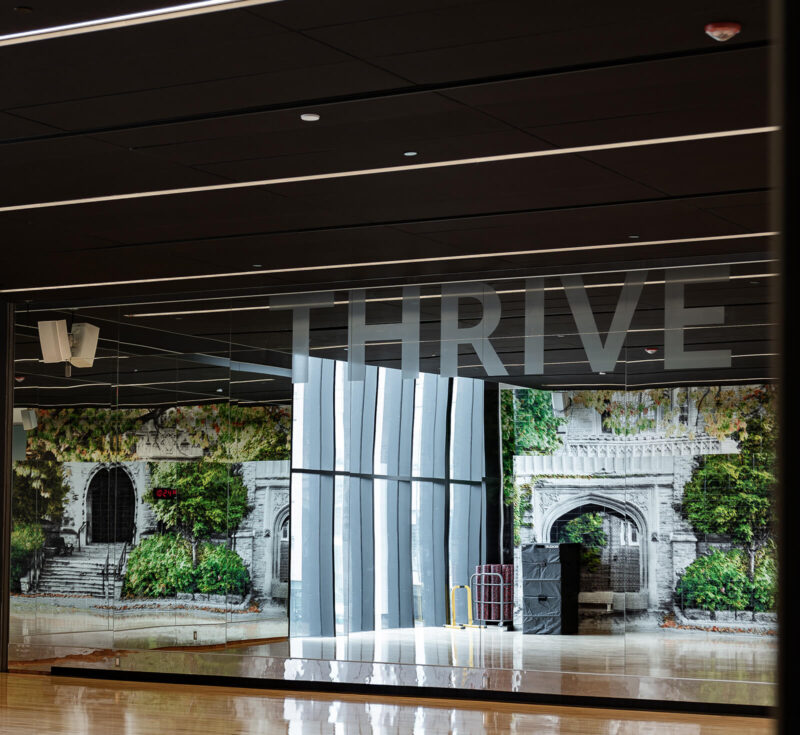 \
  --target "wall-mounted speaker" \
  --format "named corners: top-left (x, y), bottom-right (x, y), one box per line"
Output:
top-left (20, 408), bottom-right (38, 431)
top-left (38, 320), bottom-right (71, 363)
top-left (69, 322), bottom-right (100, 368)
